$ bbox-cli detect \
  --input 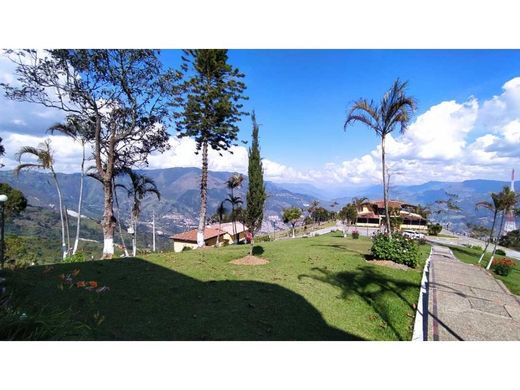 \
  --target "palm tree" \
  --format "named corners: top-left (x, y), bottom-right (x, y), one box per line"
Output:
top-left (475, 193), bottom-right (501, 264)
top-left (344, 79), bottom-right (417, 236)
top-left (15, 139), bottom-right (67, 260)
top-left (120, 170), bottom-right (161, 257)
top-left (215, 201), bottom-right (228, 247)
top-left (224, 194), bottom-right (243, 244)
top-left (226, 173), bottom-right (244, 244)
top-left (48, 115), bottom-right (94, 255)
top-left (486, 186), bottom-right (517, 270)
